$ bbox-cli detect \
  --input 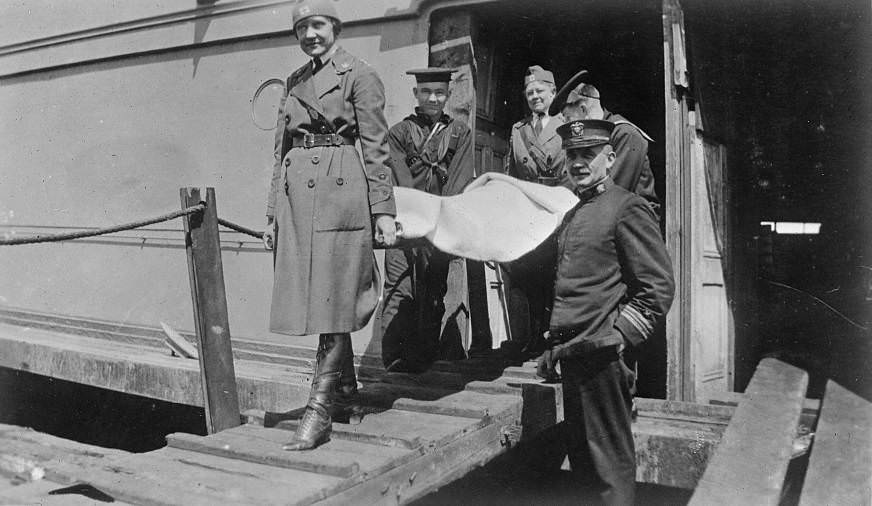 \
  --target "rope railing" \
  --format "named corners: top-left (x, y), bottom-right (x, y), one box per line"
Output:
top-left (0, 204), bottom-right (207, 246)
top-left (217, 218), bottom-right (264, 240)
